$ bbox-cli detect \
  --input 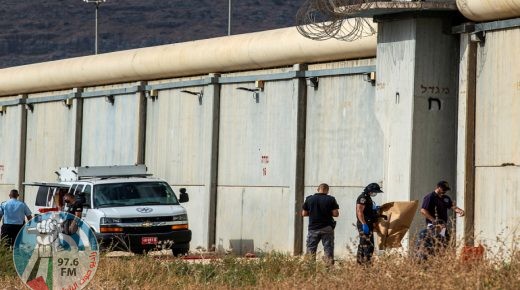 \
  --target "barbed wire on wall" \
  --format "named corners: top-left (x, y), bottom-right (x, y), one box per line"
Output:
top-left (296, 0), bottom-right (446, 41)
